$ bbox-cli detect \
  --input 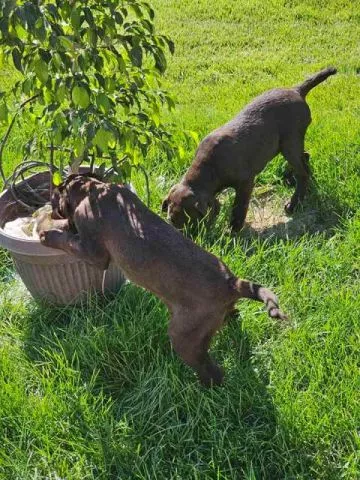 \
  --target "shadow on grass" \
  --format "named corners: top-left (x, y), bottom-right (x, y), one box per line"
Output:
top-left (242, 185), bottom-right (346, 243)
top-left (189, 178), bottom-right (348, 254)
top-left (22, 285), bottom-right (310, 479)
